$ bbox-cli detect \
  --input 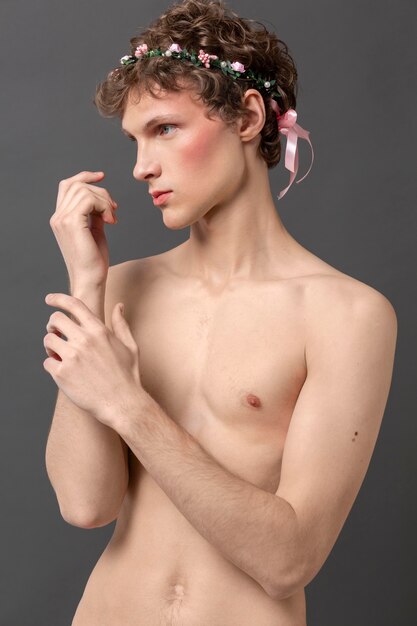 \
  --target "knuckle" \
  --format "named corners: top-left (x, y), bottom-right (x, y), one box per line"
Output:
top-left (60, 213), bottom-right (75, 227)
top-left (92, 322), bottom-right (107, 339)
top-left (51, 214), bottom-right (63, 228)
top-left (43, 332), bottom-right (53, 345)
top-left (50, 311), bottom-right (61, 322)
top-left (79, 332), bottom-right (93, 347)
top-left (73, 187), bottom-right (90, 204)
top-left (66, 346), bottom-right (78, 361)
top-left (54, 363), bottom-right (64, 378)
